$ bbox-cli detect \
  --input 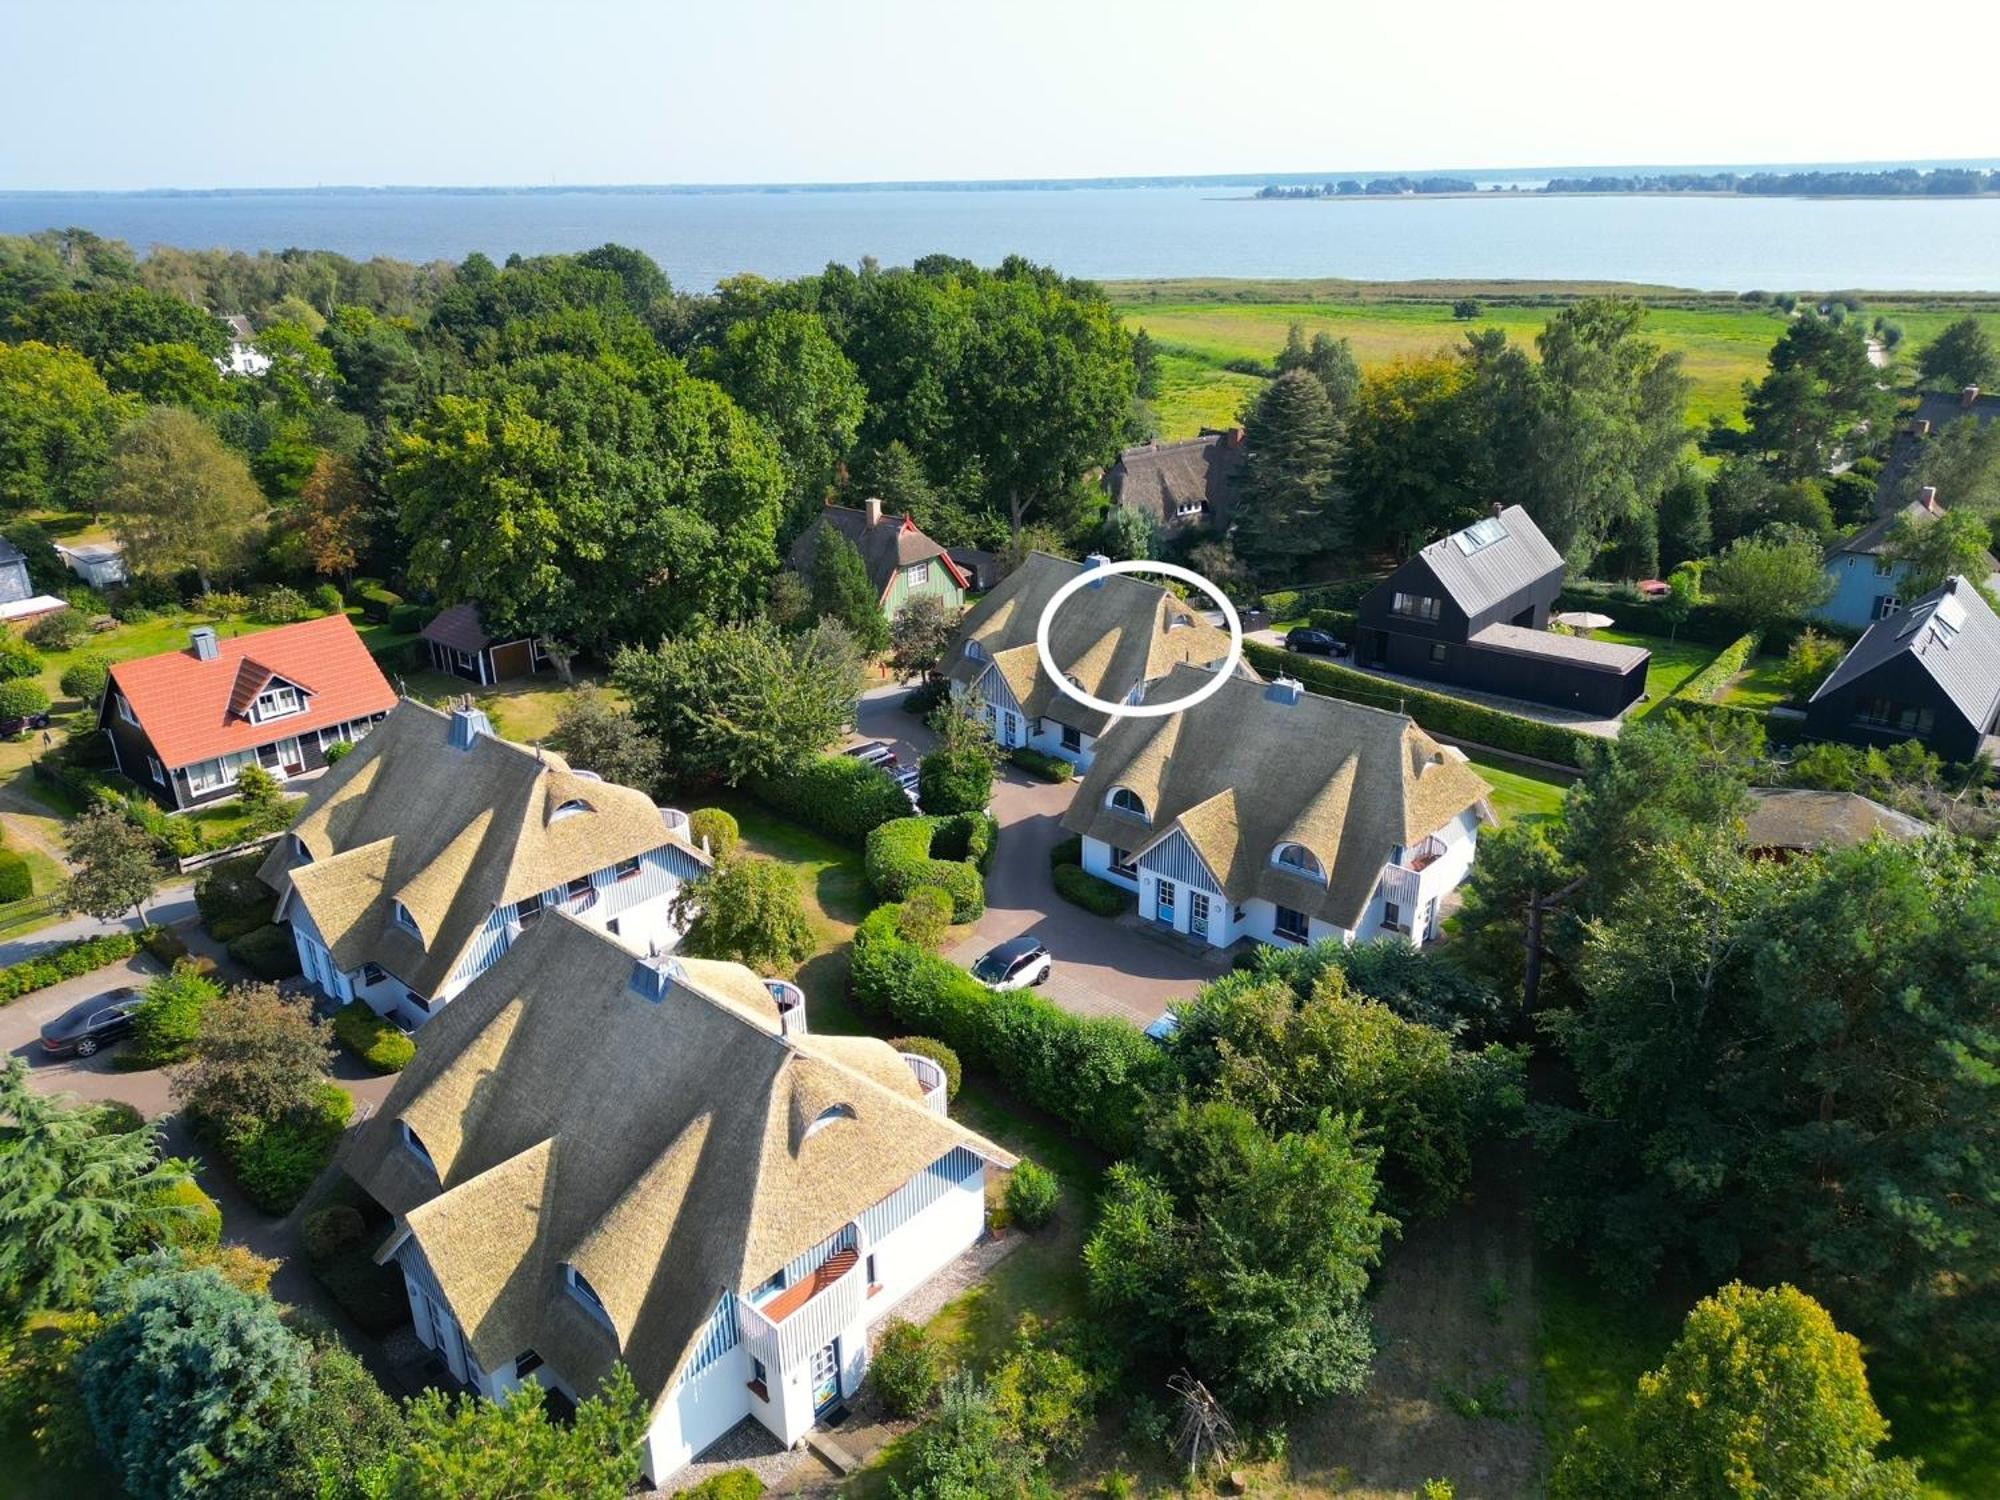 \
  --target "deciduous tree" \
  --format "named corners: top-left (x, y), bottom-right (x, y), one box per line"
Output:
top-left (549, 686), bottom-right (663, 792)
top-left (1885, 505), bottom-right (1994, 597)
top-left (702, 308), bottom-right (864, 534)
top-left (1915, 316), bottom-right (1999, 392)
top-left (60, 804), bottom-right (157, 924)
top-left (670, 855), bottom-right (815, 971)
top-left (99, 405), bottom-right (264, 591)
top-left (0, 340), bottom-right (132, 515)
top-left (171, 983), bottom-right (332, 1130)
top-left (887, 591), bottom-right (959, 680)
top-left (1704, 524), bottom-right (1834, 631)
top-left (296, 450), bottom-right (370, 580)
